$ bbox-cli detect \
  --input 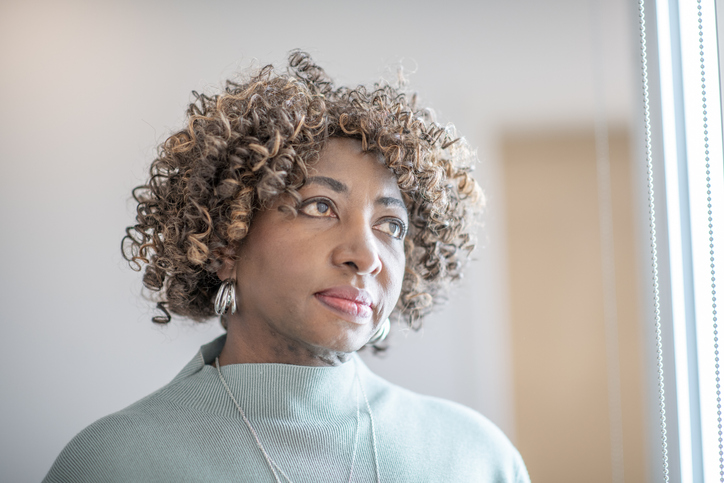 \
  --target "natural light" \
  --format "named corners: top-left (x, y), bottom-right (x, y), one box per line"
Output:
top-left (646, 0), bottom-right (723, 481)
